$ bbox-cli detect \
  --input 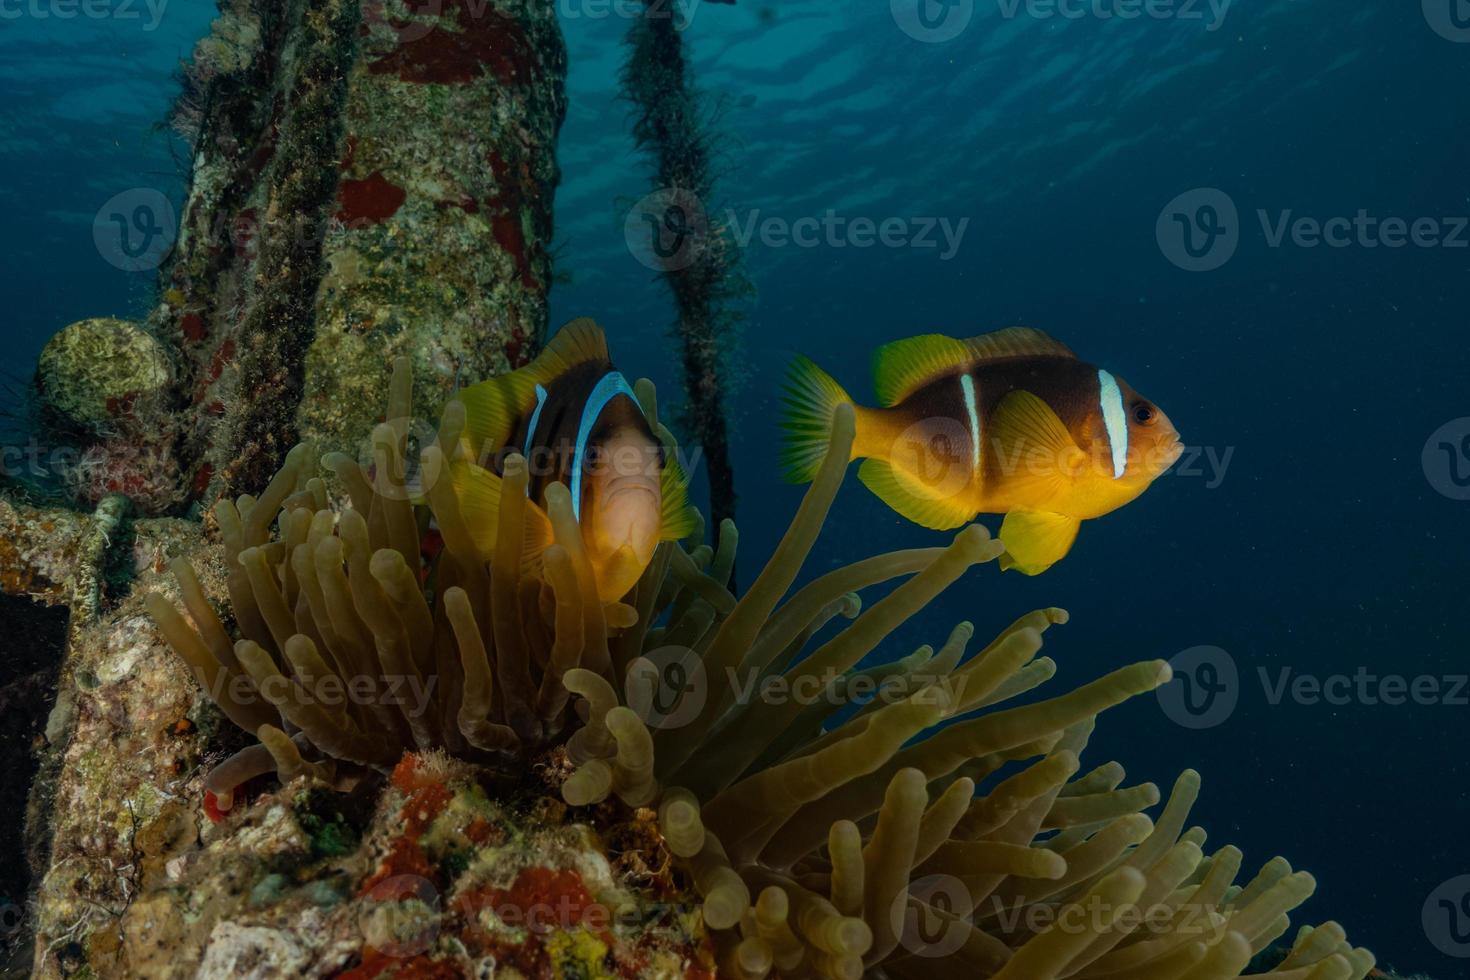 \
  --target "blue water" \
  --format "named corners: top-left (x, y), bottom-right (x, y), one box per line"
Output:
top-left (4, 2), bottom-right (1467, 972)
